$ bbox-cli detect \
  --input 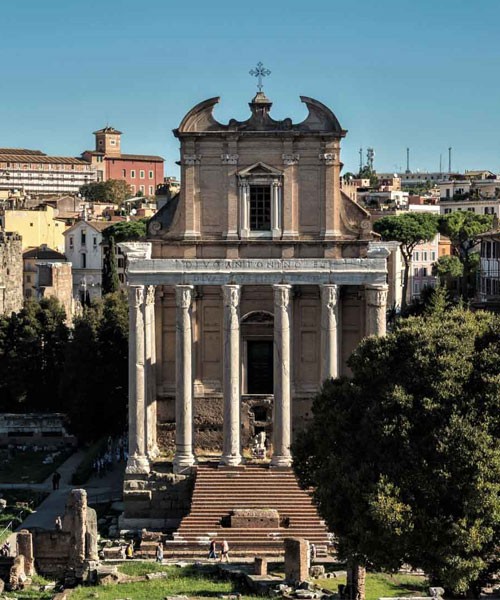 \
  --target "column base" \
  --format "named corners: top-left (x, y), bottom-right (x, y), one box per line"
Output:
top-left (173, 452), bottom-right (195, 474)
top-left (147, 445), bottom-right (160, 461)
top-left (125, 454), bottom-right (150, 475)
top-left (219, 454), bottom-right (242, 467)
top-left (270, 455), bottom-right (292, 468)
